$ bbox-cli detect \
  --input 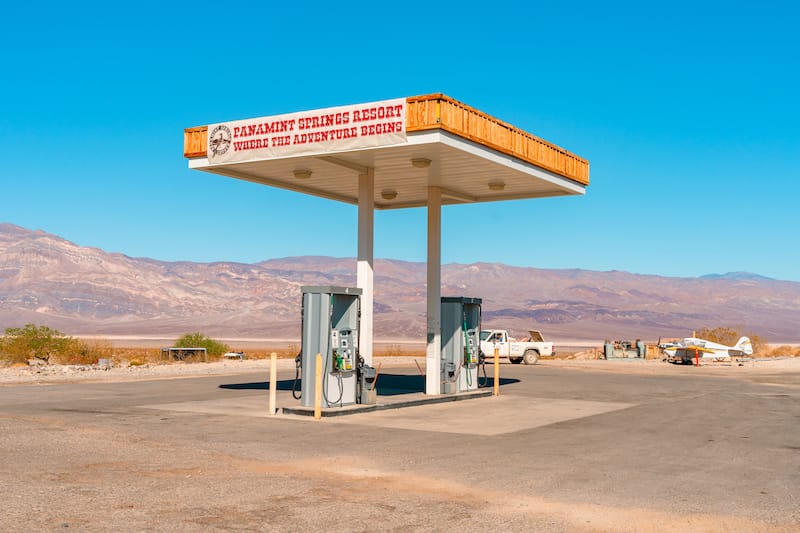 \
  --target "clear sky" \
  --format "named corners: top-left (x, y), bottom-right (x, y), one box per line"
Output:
top-left (2, 1), bottom-right (798, 280)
